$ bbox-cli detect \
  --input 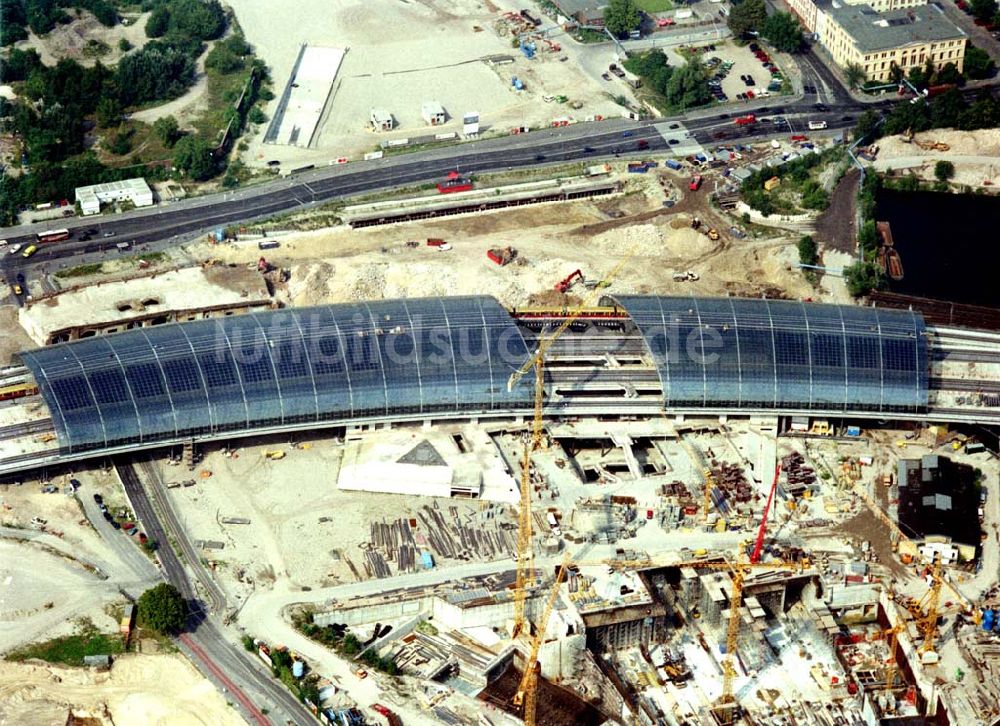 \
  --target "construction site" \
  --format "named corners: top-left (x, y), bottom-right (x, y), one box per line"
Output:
top-left (1, 142), bottom-right (999, 726)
